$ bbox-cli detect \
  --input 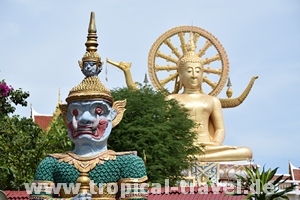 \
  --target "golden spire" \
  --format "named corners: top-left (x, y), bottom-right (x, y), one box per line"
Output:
top-left (85, 11), bottom-right (98, 52)
top-left (78, 11), bottom-right (103, 69)
top-left (65, 11), bottom-right (112, 104)
top-left (59, 12), bottom-right (129, 128)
